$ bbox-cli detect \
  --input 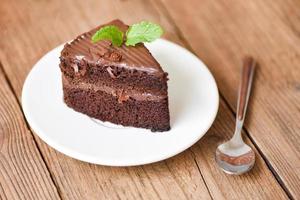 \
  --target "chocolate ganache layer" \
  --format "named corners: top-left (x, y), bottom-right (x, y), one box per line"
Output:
top-left (62, 76), bottom-right (166, 102)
